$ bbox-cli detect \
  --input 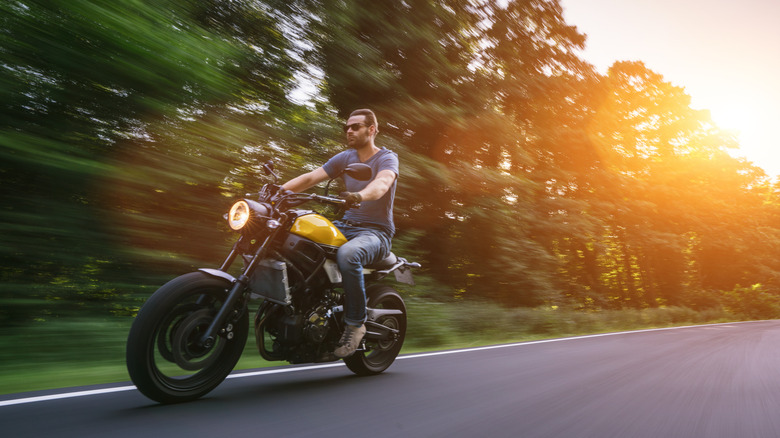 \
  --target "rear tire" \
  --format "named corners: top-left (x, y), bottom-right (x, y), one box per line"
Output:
top-left (126, 272), bottom-right (248, 404)
top-left (344, 284), bottom-right (406, 375)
